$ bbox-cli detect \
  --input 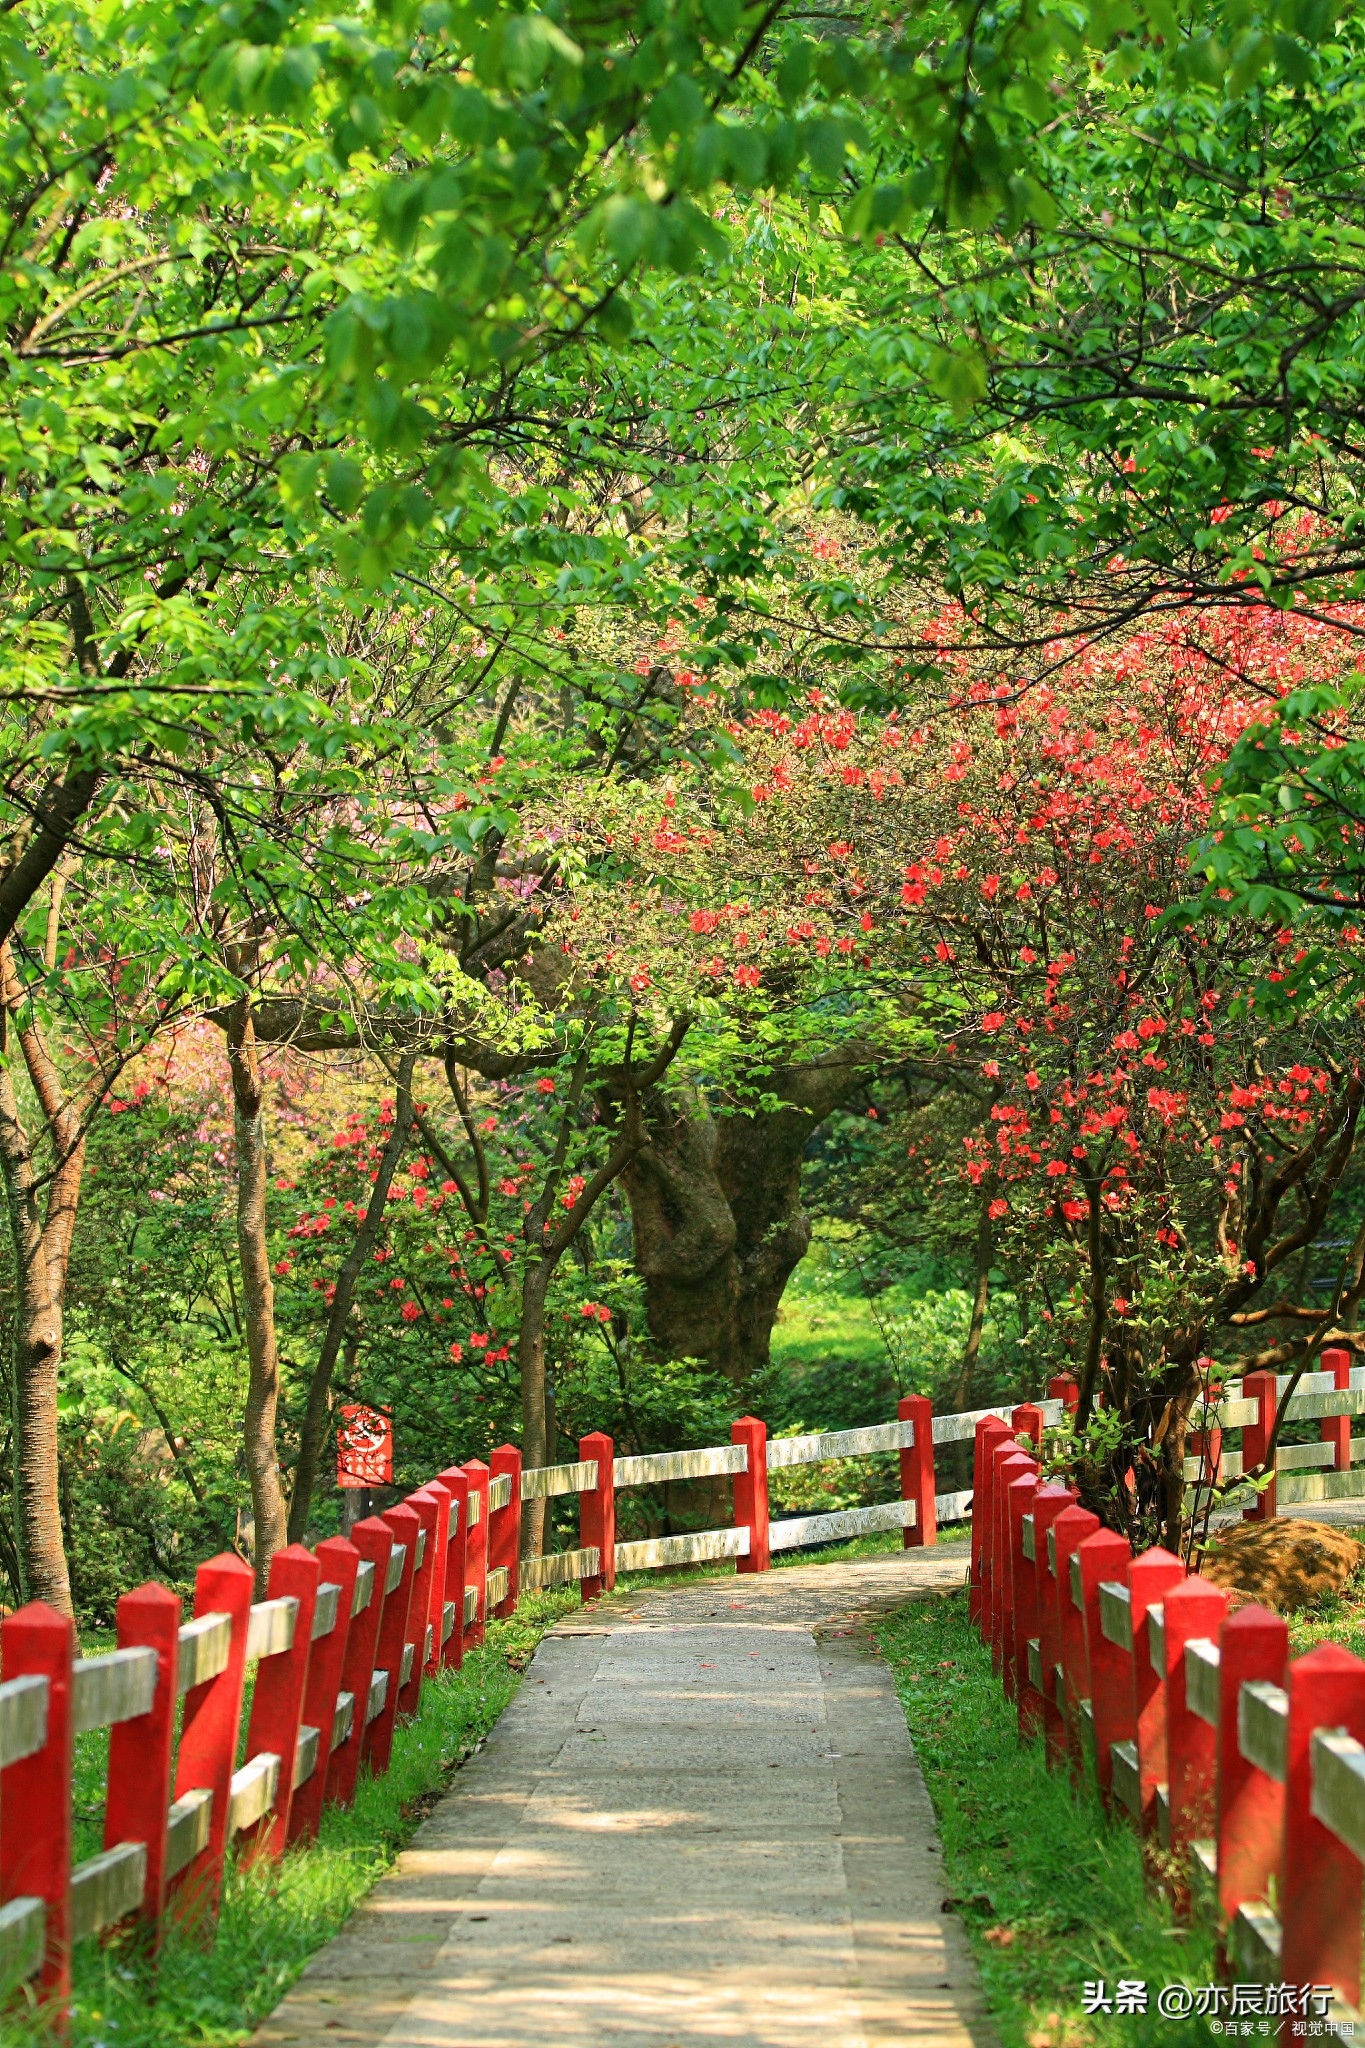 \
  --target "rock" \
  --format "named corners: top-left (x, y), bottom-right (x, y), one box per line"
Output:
top-left (1198, 1519), bottom-right (1365, 1614)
